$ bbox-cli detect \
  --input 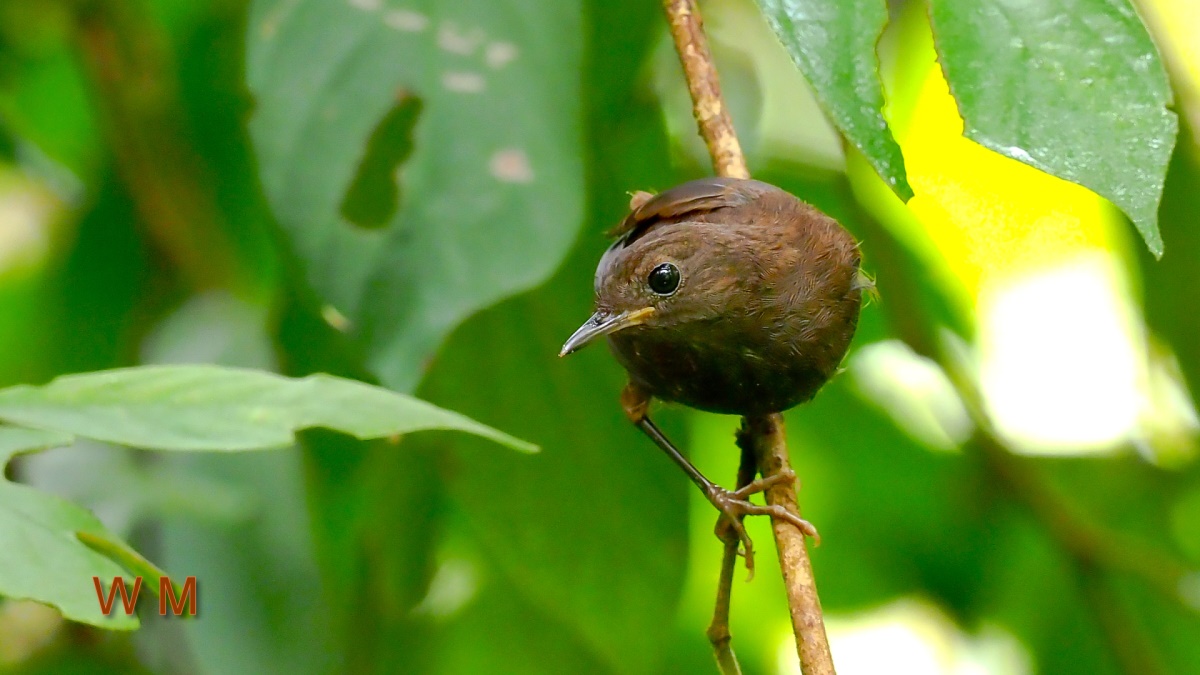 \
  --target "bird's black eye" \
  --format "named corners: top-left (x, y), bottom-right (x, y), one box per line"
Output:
top-left (647, 262), bottom-right (681, 296)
